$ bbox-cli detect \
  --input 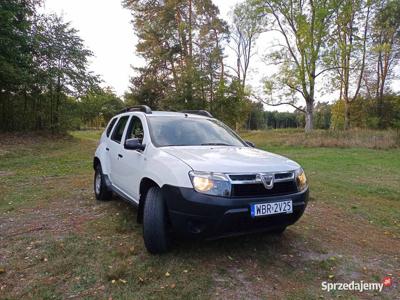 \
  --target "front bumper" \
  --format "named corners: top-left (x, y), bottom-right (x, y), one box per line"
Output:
top-left (161, 185), bottom-right (309, 239)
